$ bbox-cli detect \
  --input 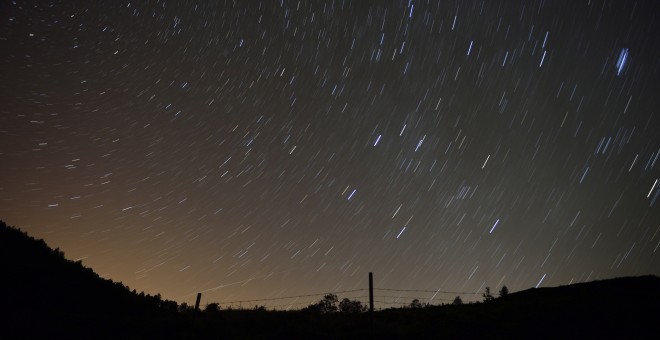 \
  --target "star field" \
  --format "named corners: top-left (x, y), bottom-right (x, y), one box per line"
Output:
top-left (1, 0), bottom-right (659, 308)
